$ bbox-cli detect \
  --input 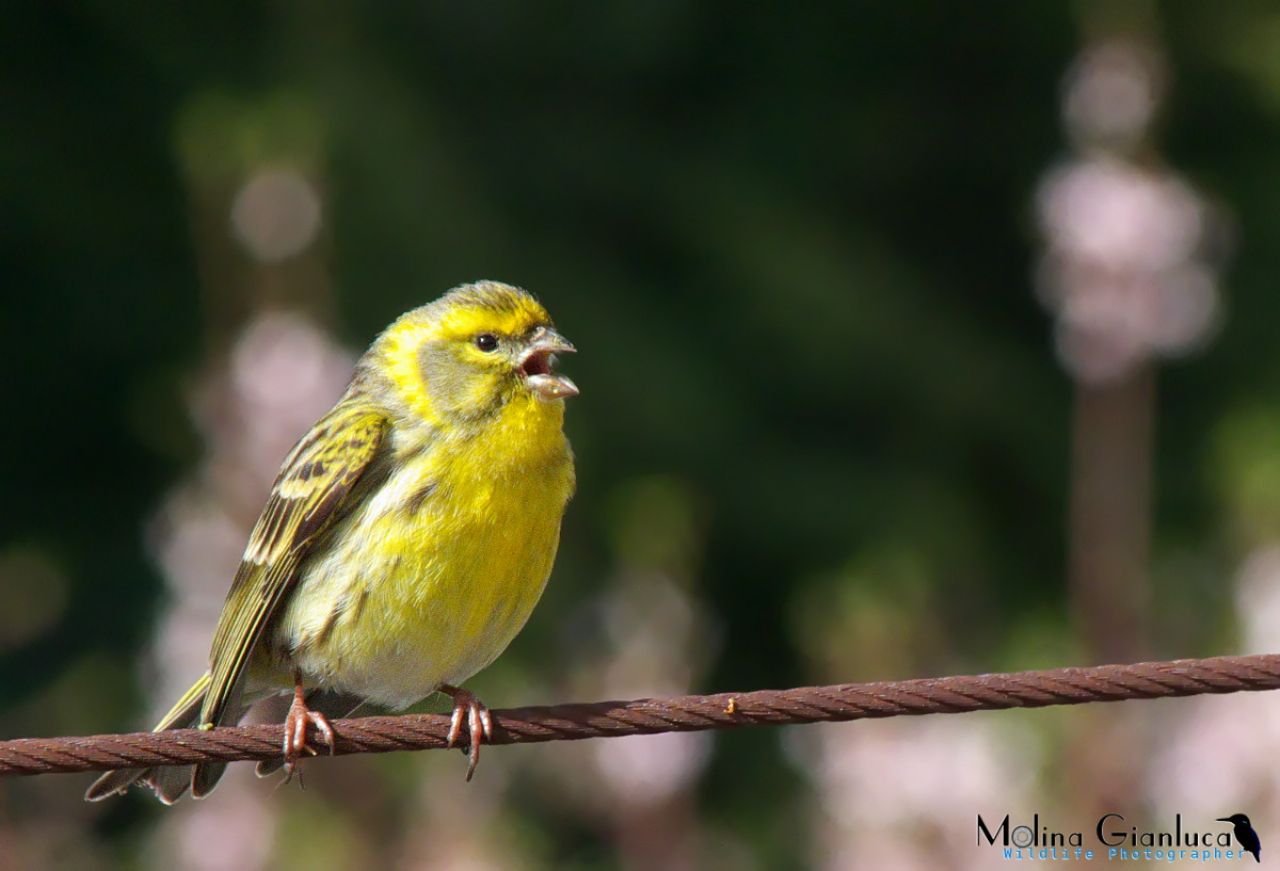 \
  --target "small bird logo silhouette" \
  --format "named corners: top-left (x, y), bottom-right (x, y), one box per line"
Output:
top-left (1218, 814), bottom-right (1261, 863)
